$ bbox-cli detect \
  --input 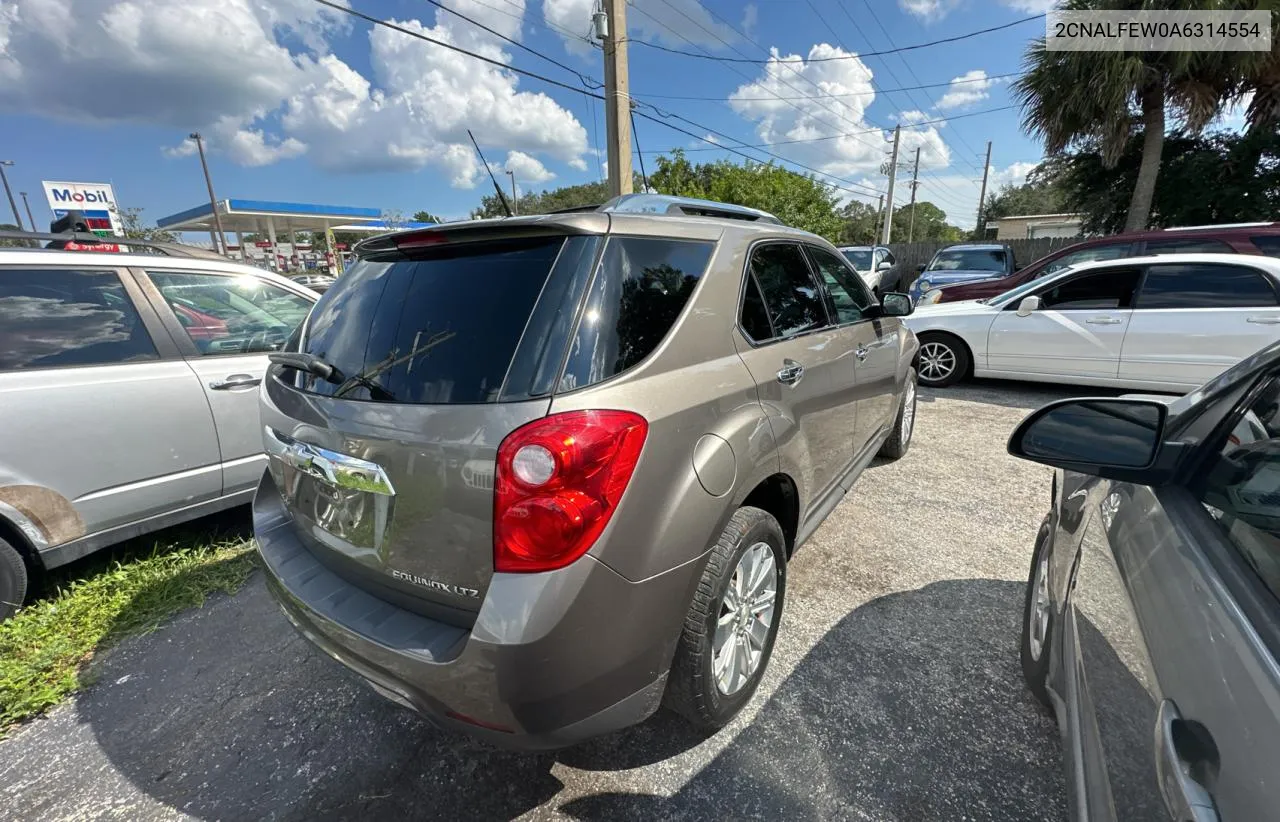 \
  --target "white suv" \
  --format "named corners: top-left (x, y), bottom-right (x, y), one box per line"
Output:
top-left (0, 241), bottom-right (318, 619)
